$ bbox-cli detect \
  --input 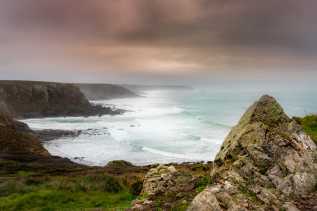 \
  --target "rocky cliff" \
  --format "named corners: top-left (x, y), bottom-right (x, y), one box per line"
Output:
top-left (77, 83), bottom-right (137, 100)
top-left (0, 111), bottom-right (86, 175)
top-left (0, 81), bottom-right (122, 118)
top-left (0, 112), bottom-right (49, 158)
top-left (189, 95), bottom-right (317, 210)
